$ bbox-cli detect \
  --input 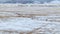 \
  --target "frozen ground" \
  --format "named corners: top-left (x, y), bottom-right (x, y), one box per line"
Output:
top-left (0, 17), bottom-right (60, 34)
